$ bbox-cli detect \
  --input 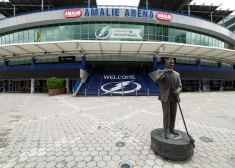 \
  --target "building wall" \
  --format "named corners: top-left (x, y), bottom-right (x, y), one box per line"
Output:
top-left (0, 22), bottom-right (232, 49)
top-left (0, 7), bottom-right (234, 44)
